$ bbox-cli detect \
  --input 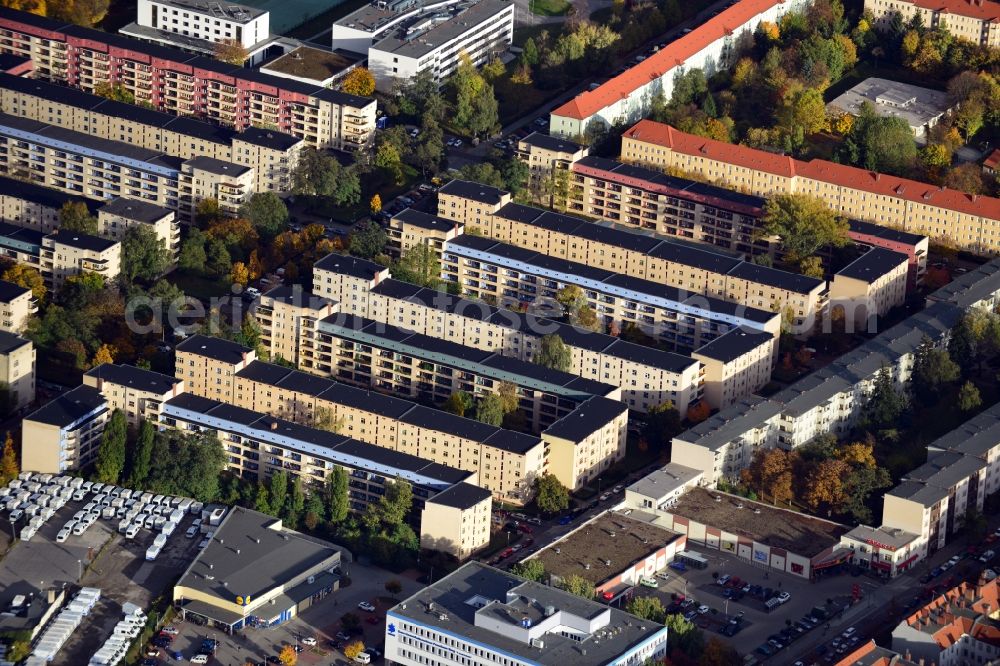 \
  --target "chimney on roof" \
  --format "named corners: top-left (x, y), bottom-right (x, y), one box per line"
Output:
top-left (270, 421), bottom-right (278, 430)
